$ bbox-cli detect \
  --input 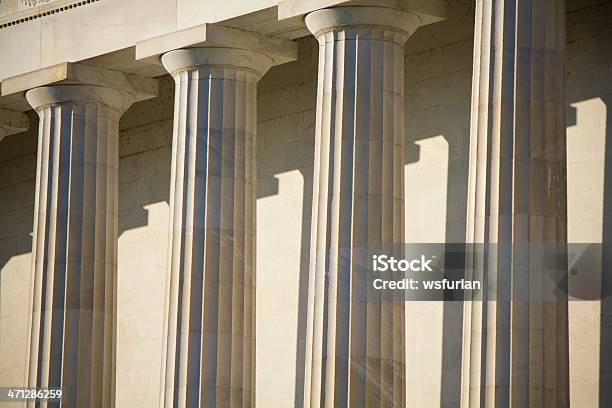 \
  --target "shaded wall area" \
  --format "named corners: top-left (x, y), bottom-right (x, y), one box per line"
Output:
top-left (0, 111), bottom-right (37, 388)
